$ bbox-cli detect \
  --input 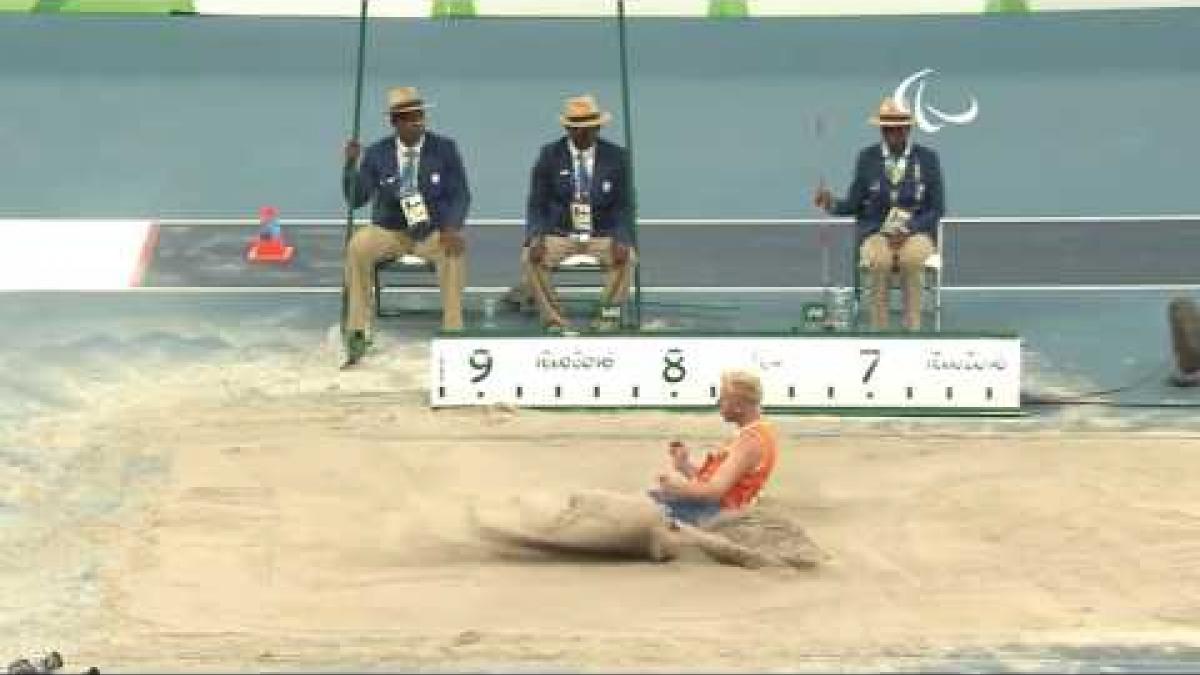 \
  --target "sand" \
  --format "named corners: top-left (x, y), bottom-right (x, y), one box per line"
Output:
top-left (4, 340), bottom-right (1200, 672)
